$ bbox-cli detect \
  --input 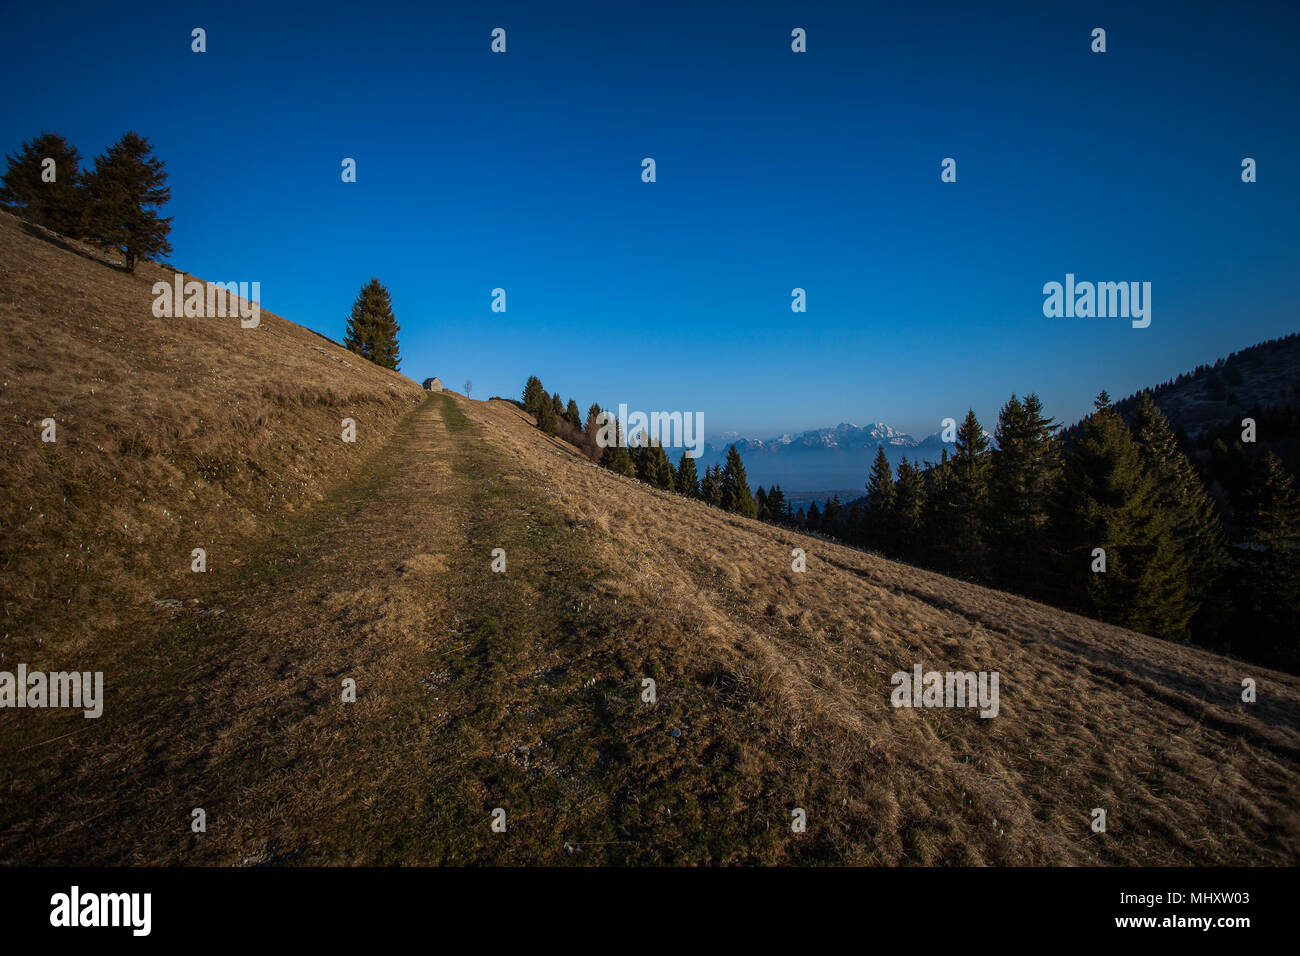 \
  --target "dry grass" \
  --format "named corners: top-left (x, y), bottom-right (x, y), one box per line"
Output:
top-left (0, 210), bottom-right (424, 660)
top-left (463, 398), bottom-right (1300, 865)
top-left (1, 212), bottom-right (1297, 865)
